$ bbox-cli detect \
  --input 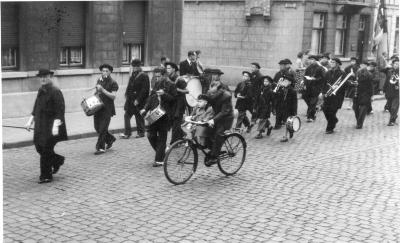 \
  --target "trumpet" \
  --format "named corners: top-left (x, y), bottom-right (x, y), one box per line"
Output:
top-left (273, 78), bottom-right (284, 93)
top-left (325, 68), bottom-right (355, 97)
top-left (389, 73), bottom-right (399, 84)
